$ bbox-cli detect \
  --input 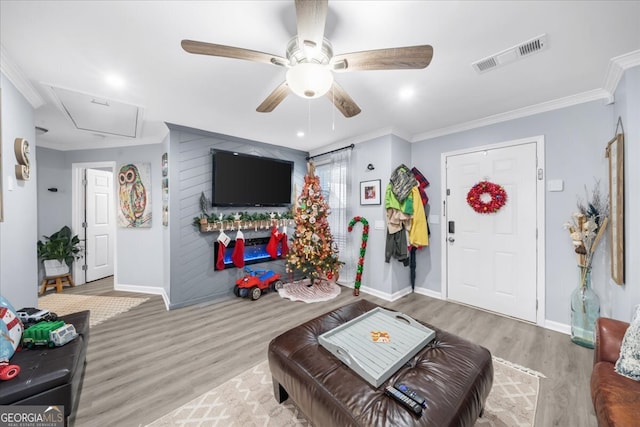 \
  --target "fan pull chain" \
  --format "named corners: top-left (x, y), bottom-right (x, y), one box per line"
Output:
top-left (308, 100), bottom-right (311, 134)
top-left (332, 85), bottom-right (335, 131)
